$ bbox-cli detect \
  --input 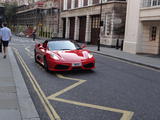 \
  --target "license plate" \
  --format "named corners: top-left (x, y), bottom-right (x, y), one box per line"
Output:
top-left (72, 63), bottom-right (82, 67)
